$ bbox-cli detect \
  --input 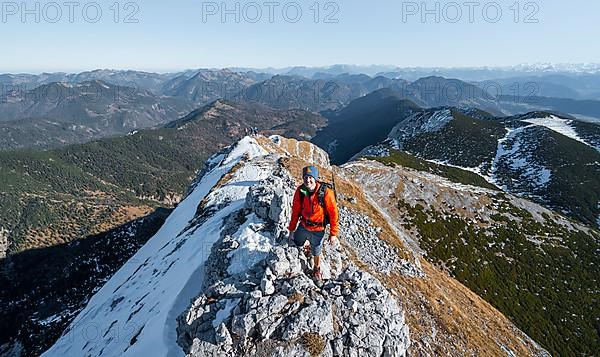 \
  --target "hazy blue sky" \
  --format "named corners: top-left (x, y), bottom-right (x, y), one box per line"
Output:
top-left (1, 0), bottom-right (599, 72)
